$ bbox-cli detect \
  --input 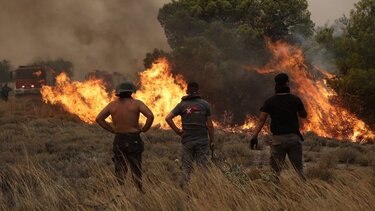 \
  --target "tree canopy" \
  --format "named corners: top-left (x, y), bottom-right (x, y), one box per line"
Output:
top-left (146, 0), bottom-right (314, 123)
top-left (316, 0), bottom-right (375, 126)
